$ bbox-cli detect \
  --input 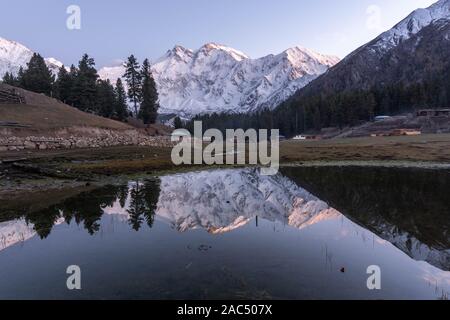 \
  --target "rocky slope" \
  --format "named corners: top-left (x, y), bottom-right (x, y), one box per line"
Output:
top-left (290, 0), bottom-right (450, 98)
